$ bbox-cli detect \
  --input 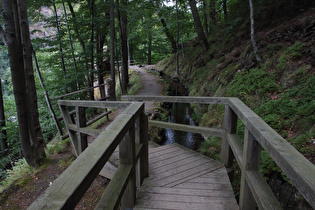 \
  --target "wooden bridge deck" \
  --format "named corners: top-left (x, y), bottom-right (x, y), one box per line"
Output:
top-left (134, 143), bottom-right (239, 210)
